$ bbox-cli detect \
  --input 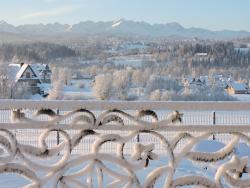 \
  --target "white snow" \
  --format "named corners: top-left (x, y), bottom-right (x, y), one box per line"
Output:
top-left (63, 79), bottom-right (94, 100)
top-left (65, 24), bottom-right (72, 32)
top-left (8, 63), bottom-right (41, 82)
top-left (229, 81), bottom-right (247, 91)
top-left (112, 20), bottom-right (123, 28)
top-left (194, 140), bottom-right (225, 153)
top-left (0, 20), bottom-right (6, 25)
top-left (233, 94), bottom-right (250, 101)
